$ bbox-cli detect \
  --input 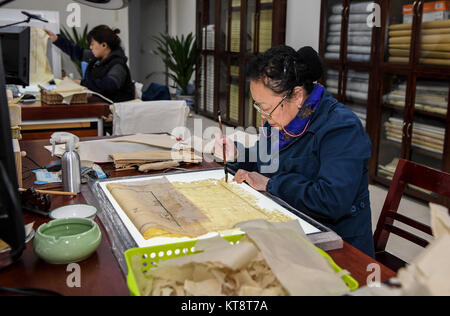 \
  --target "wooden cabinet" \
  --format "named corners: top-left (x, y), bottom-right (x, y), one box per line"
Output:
top-left (319, 0), bottom-right (381, 142)
top-left (320, 0), bottom-right (450, 206)
top-left (195, 0), bottom-right (287, 128)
